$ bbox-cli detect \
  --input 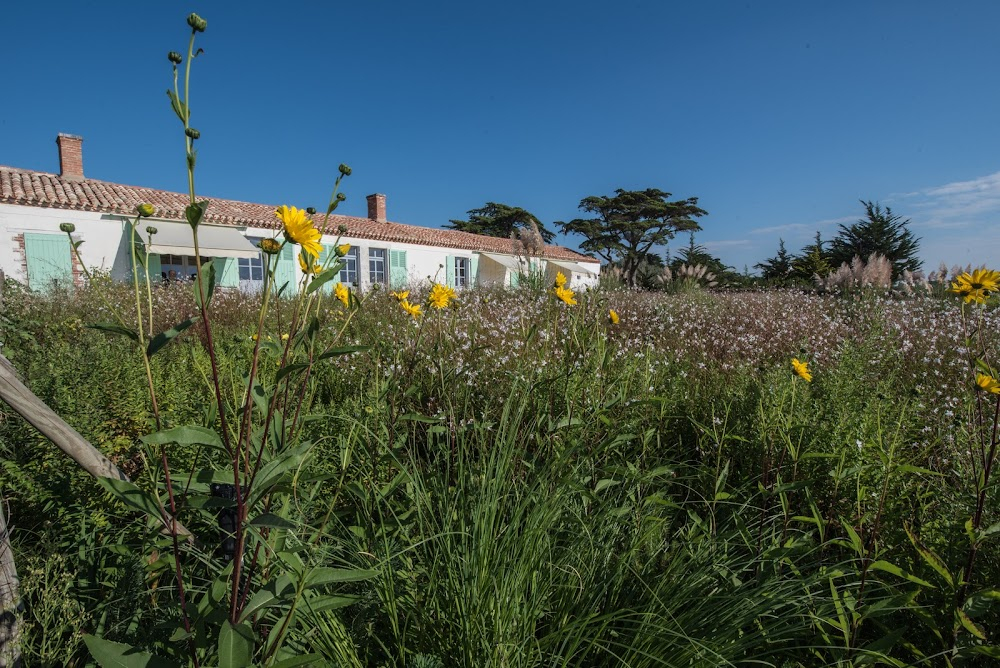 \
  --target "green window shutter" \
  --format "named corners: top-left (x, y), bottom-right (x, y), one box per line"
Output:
top-left (274, 243), bottom-right (297, 295)
top-left (509, 269), bottom-right (520, 288)
top-left (469, 255), bottom-right (479, 286)
top-left (147, 254), bottom-right (162, 282)
top-left (317, 247), bottom-right (335, 293)
top-left (213, 257), bottom-right (239, 287)
top-left (445, 255), bottom-right (455, 287)
top-left (24, 233), bottom-right (73, 290)
top-left (389, 250), bottom-right (408, 289)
